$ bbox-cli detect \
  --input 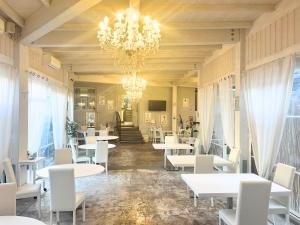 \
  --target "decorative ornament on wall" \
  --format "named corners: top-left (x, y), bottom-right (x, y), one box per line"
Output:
top-left (145, 112), bottom-right (152, 123)
top-left (98, 96), bottom-right (105, 105)
top-left (160, 114), bottom-right (168, 126)
top-left (183, 98), bottom-right (190, 108)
